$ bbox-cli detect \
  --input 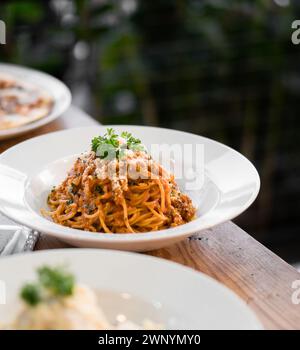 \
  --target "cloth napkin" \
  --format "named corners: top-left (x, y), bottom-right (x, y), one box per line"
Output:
top-left (0, 213), bottom-right (40, 256)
